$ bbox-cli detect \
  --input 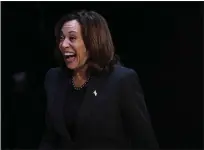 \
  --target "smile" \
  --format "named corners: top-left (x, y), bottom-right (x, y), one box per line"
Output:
top-left (64, 52), bottom-right (77, 63)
